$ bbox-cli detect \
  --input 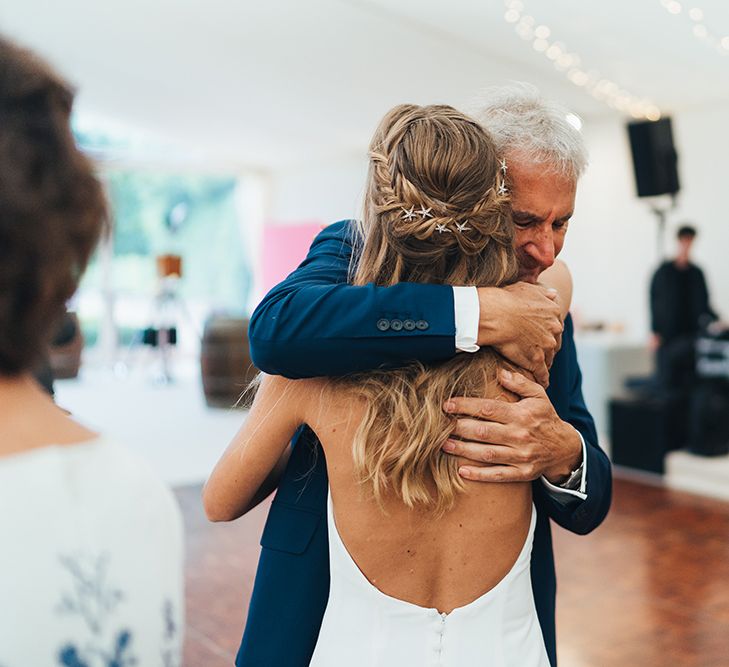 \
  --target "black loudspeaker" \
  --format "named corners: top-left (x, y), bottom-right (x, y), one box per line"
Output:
top-left (627, 118), bottom-right (680, 197)
top-left (610, 395), bottom-right (687, 474)
top-left (688, 381), bottom-right (729, 456)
